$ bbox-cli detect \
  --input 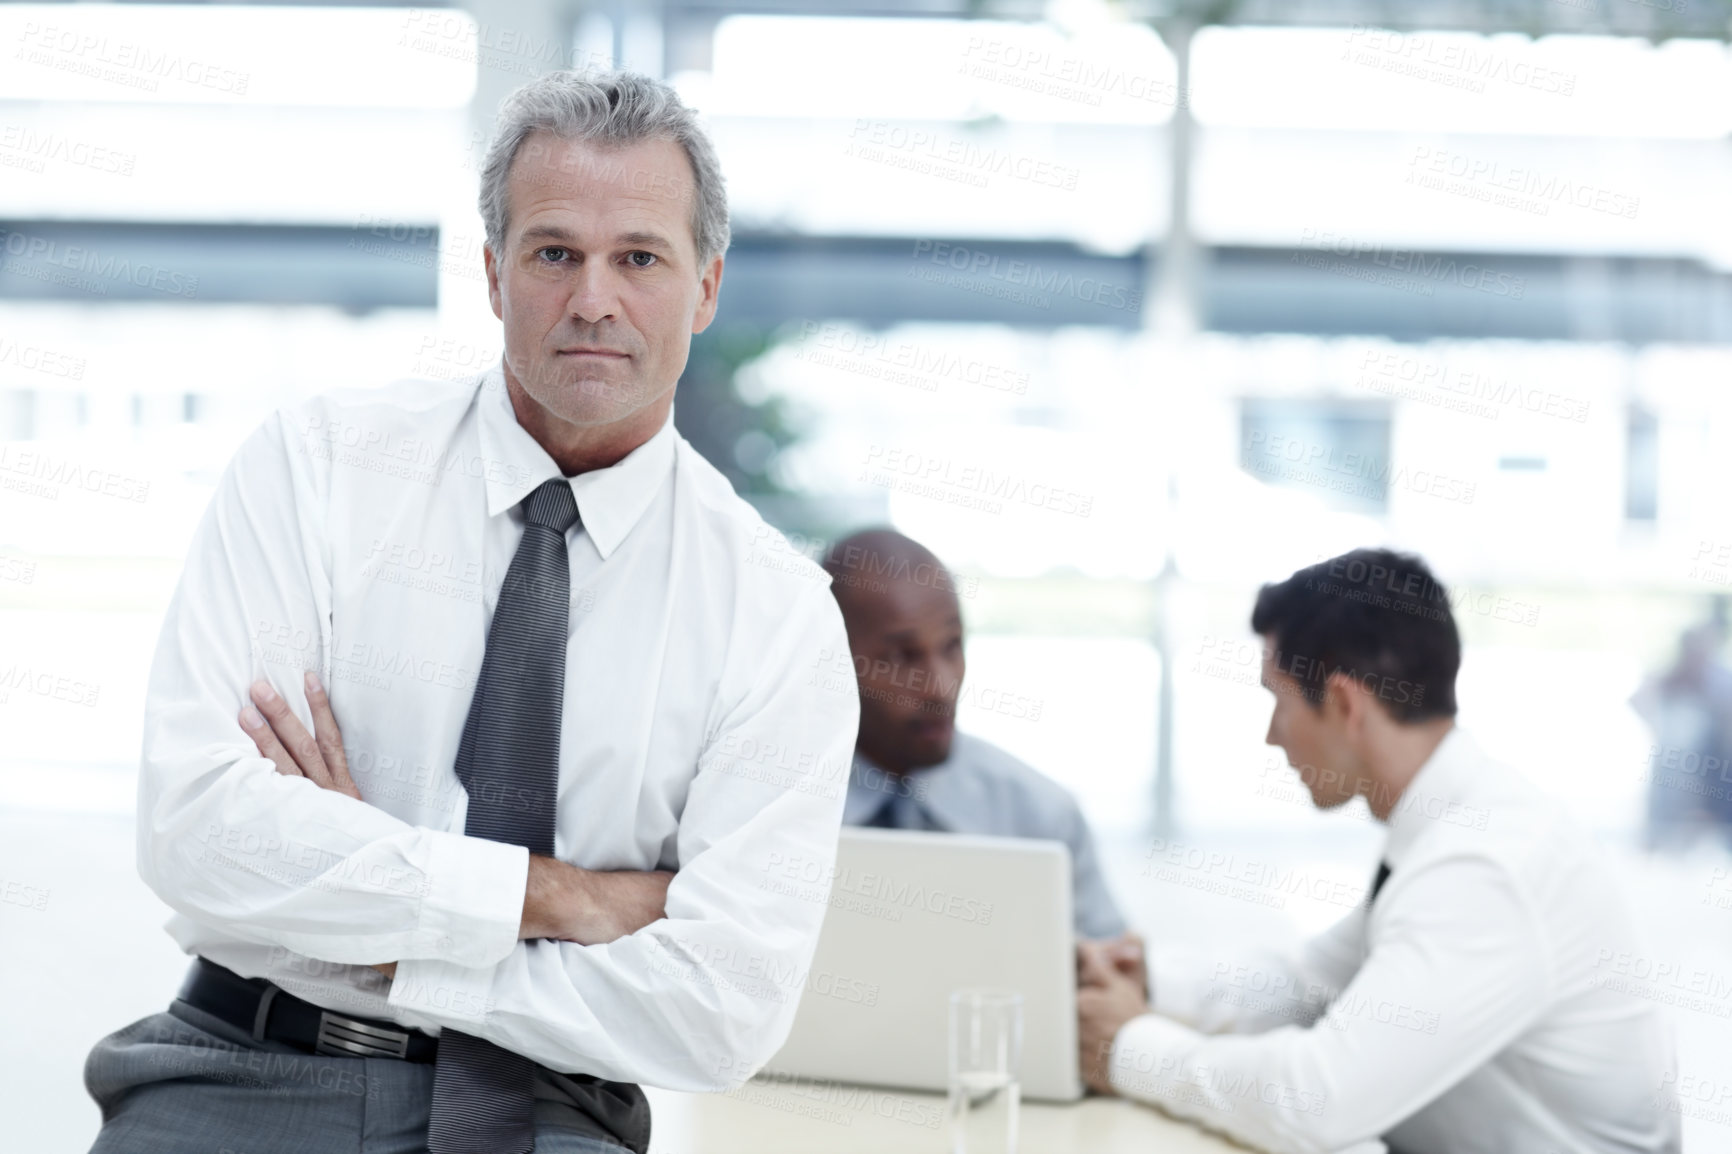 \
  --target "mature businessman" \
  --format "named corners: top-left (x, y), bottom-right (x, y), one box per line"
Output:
top-left (83, 70), bottom-right (858, 1154)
